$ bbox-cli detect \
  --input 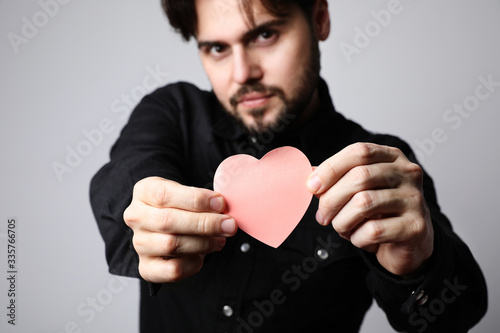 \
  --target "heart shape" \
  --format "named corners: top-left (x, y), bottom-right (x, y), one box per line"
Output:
top-left (213, 146), bottom-right (313, 248)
